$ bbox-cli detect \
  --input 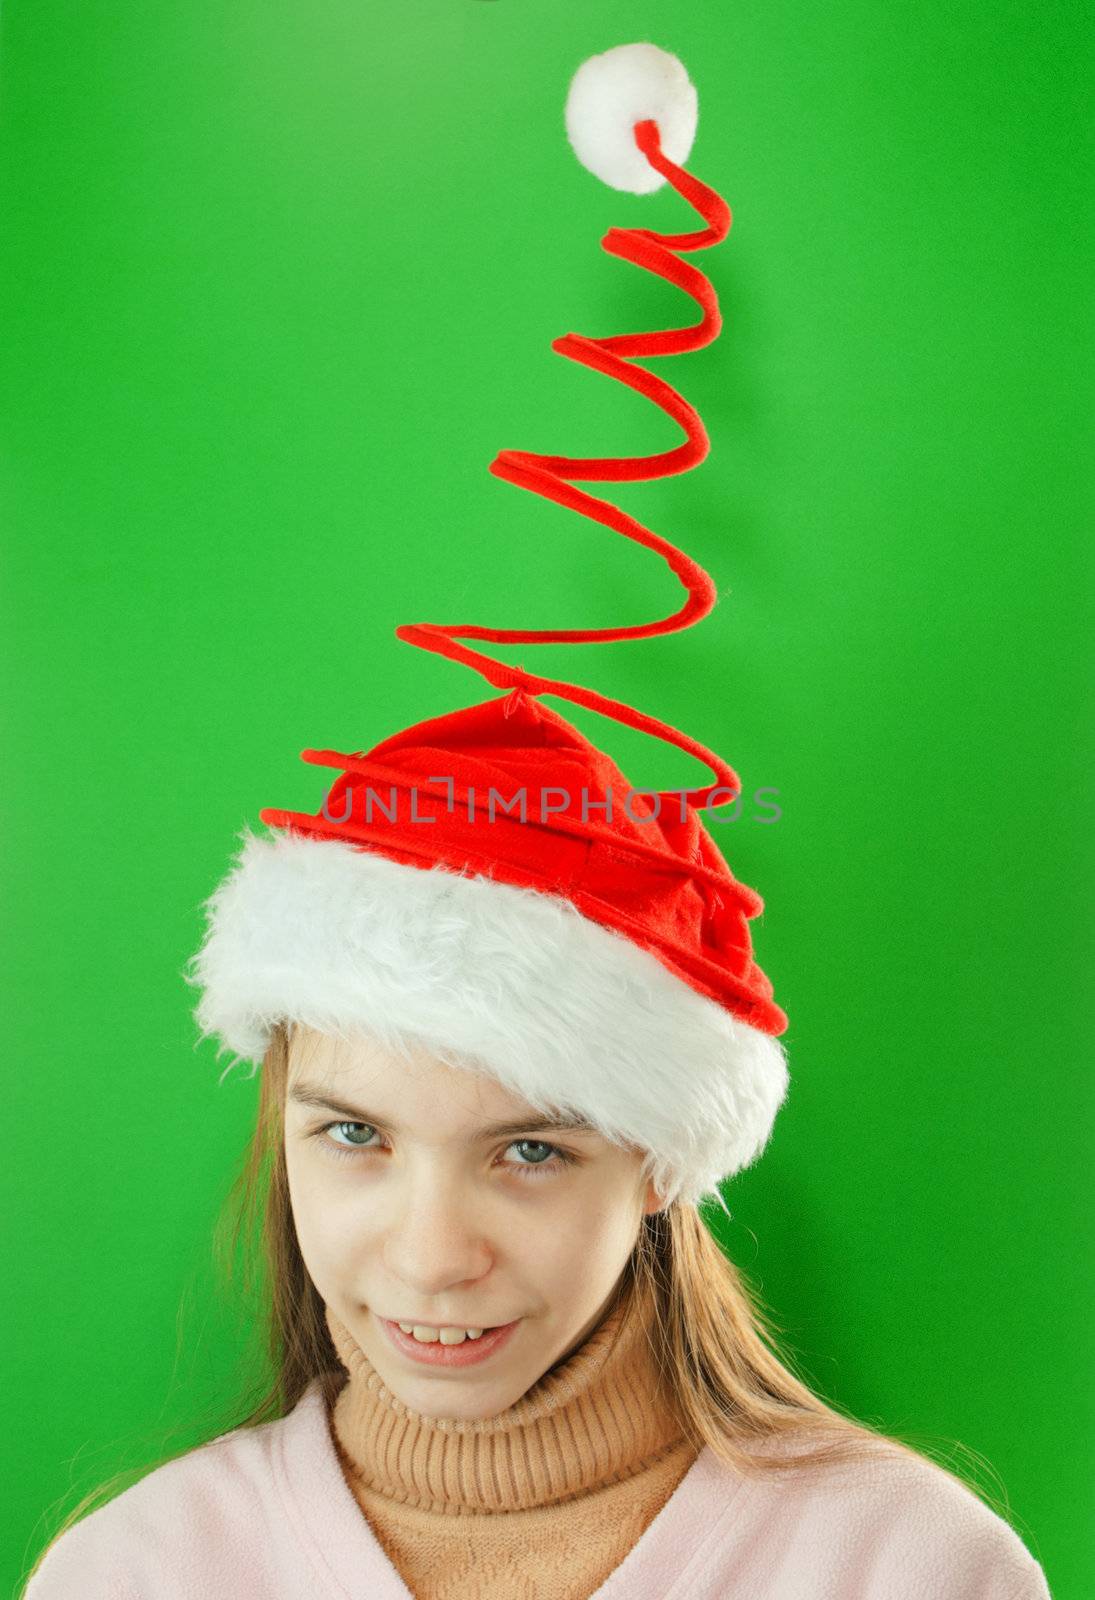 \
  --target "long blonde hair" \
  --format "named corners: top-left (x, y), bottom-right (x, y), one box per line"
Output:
top-left (21, 1020), bottom-right (1013, 1591)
